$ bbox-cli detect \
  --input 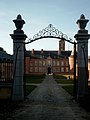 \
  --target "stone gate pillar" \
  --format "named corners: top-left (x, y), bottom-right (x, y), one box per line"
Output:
top-left (74, 14), bottom-right (90, 101)
top-left (10, 15), bottom-right (27, 101)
